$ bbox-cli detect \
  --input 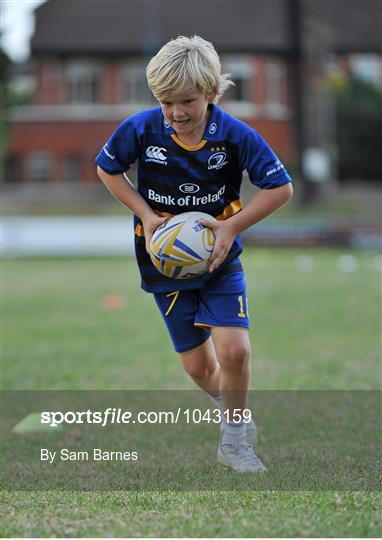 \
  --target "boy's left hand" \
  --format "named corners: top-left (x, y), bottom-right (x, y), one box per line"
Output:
top-left (198, 218), bottom-right (236, 273)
